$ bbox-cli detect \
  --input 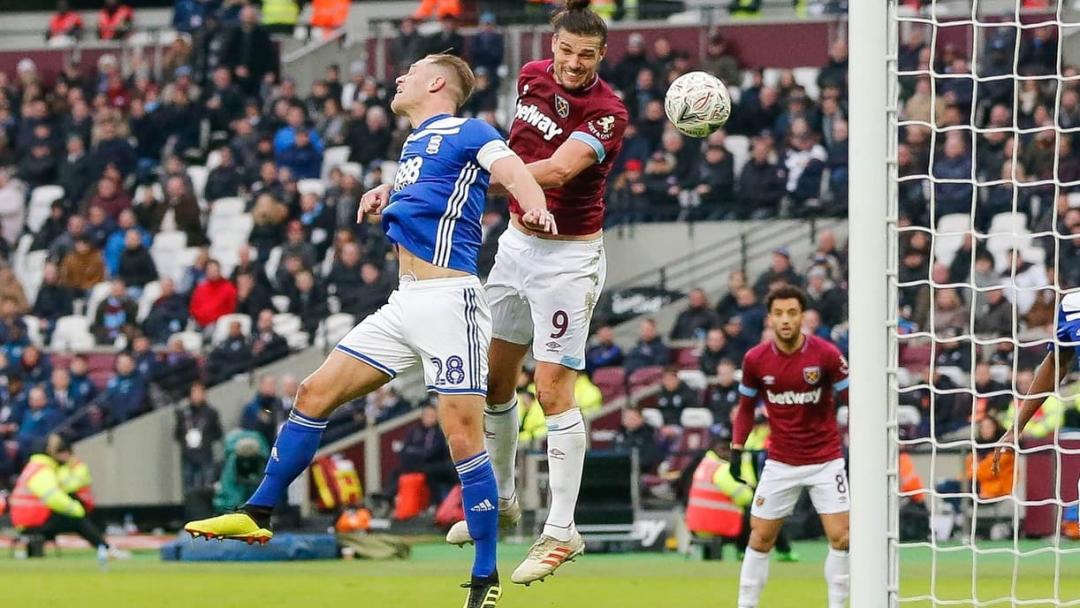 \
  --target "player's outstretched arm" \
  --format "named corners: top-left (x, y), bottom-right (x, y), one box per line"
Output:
top-left (993, 348), bottom-right (1076, 474)
top-left (490, 138), bottom-right (597, 196)
top-left (490, 155), bottom-right (557, 235)
top-left (358, 183), bottom-right (392, 221)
